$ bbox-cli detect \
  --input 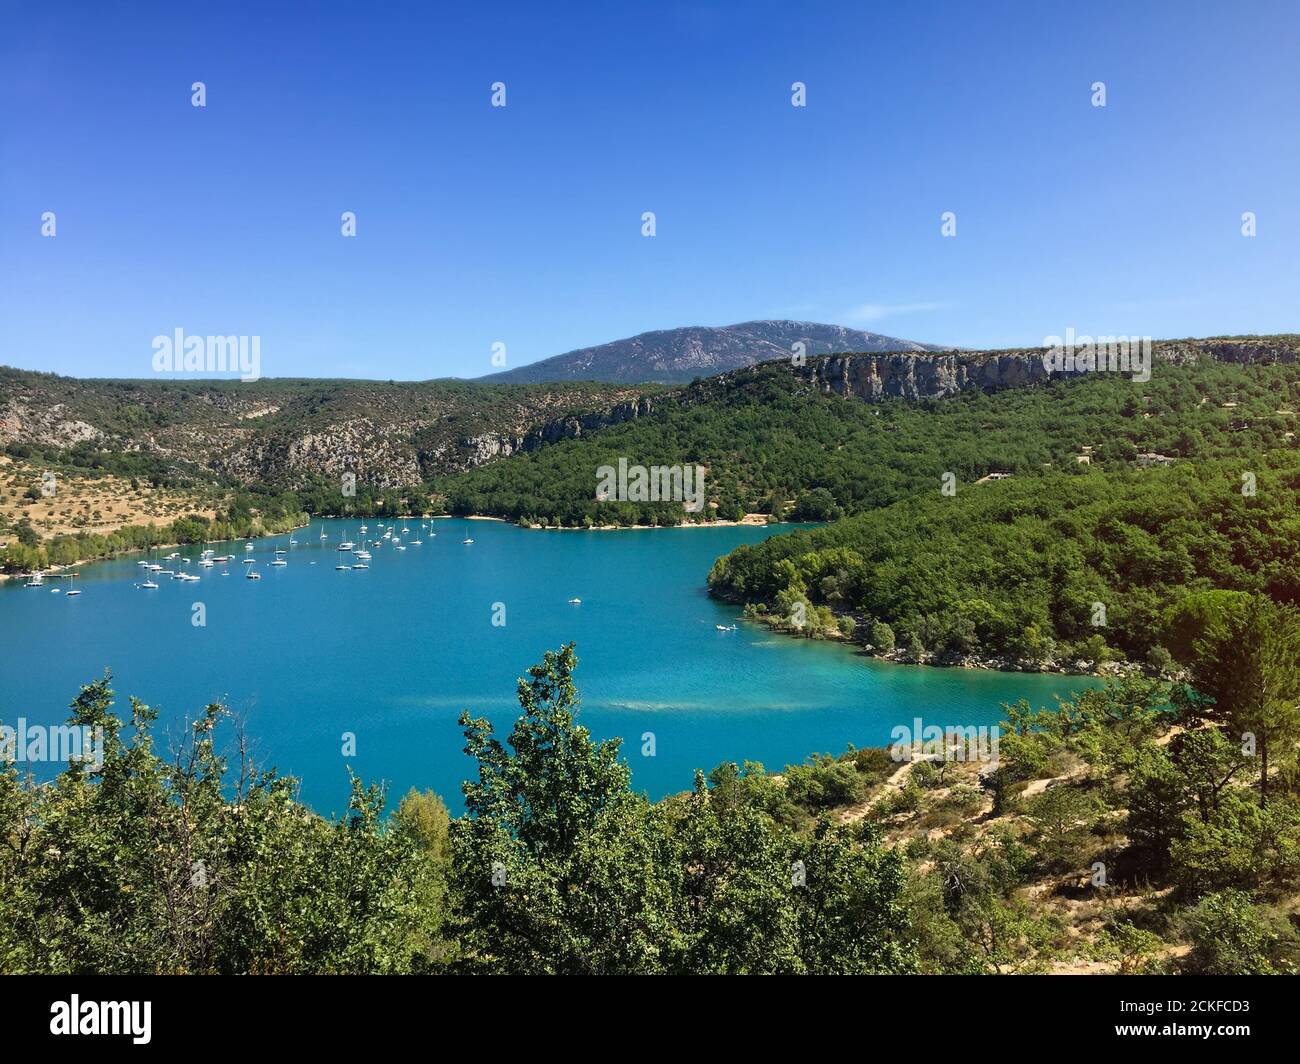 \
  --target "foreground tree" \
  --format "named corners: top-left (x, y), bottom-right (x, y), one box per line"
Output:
top-left (1168, 592), bottom-right (1300, 803)
top-left (450, 645), bottom-right (677, 973)
top-left (450, 645), bottom-right (916, 974)
top-left (0, 674), bottom-right (444, 974)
